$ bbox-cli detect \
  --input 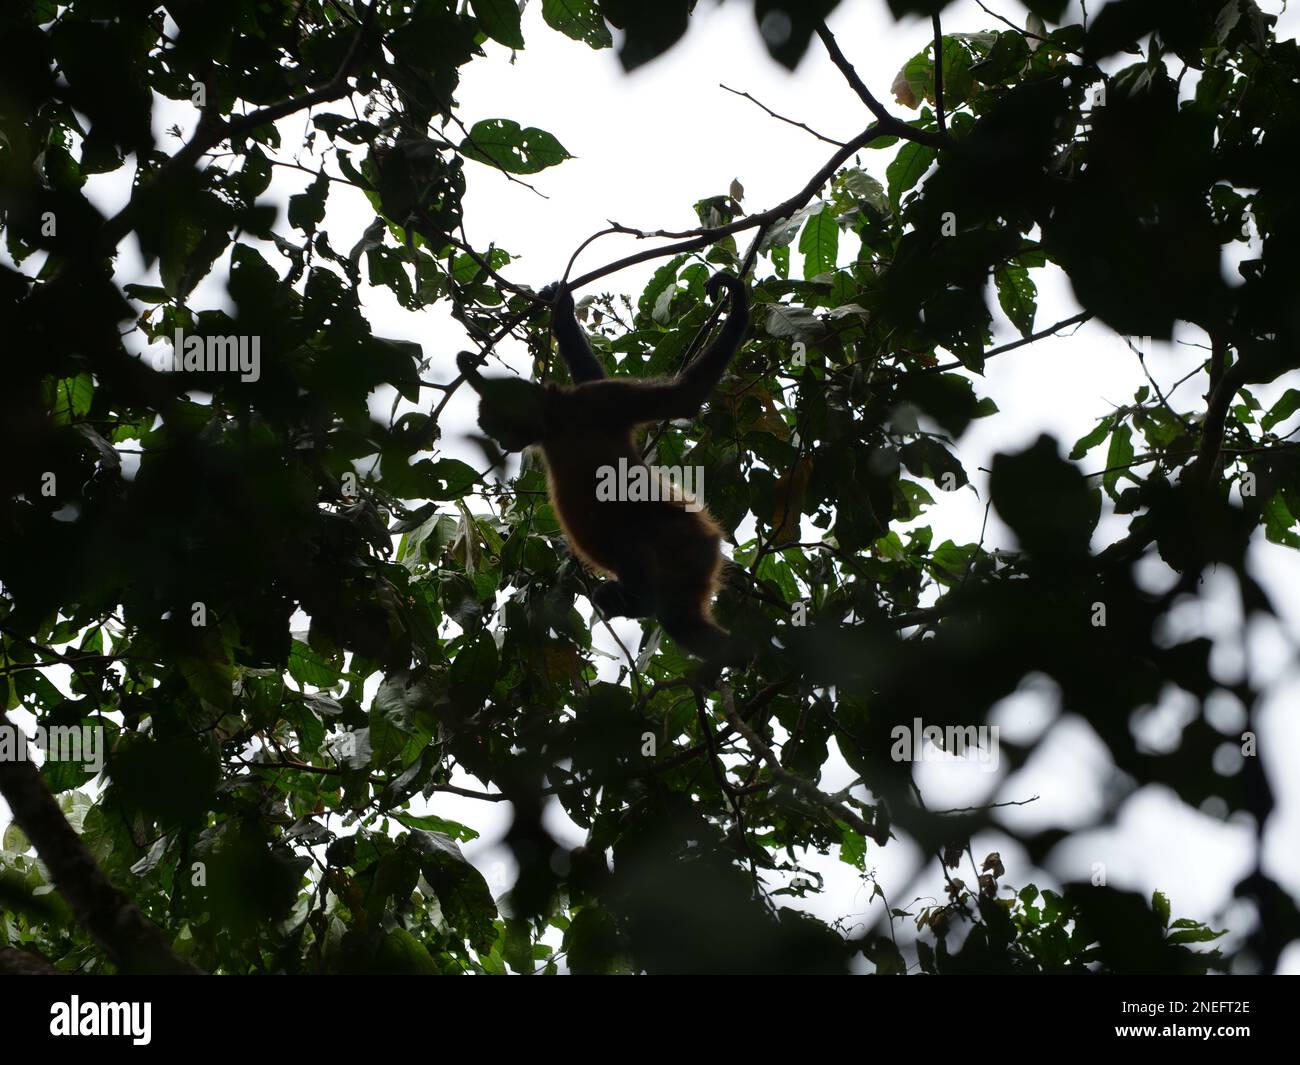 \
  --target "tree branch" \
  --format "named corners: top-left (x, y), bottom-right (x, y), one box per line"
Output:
top-left (0, 711), bottom-right (202, 974)
top-left (565, 123), bottom-right (901, 289)
top-left (930, 795), bottom-right (1040, 815)
top-left (440, 119), bottom-right (903, 416)
top-left (1185, 335), bottom-right (1250, 493)
top-left (919, 311), bottom-right (1093, 375)
top-left (815, 23), bottom-right (949, 149)
top-left (932, 14), bottom-right (947, 134)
